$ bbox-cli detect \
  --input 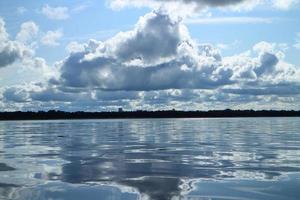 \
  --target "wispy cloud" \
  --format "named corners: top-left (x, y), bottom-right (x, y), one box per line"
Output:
top-left (272, 0), bottom-right (298, 10)
top-left (109, 0), bottom-right (299, 12)
top-left (17, 7), bottom-right (27, 15)
top-left (63, 29), bottom-right (123, 42)
top-left (71, 2), bottom-right (93, 13)
top-left (294, 32), bottom-right (300, 49)
top-left (41, 5), bottom-right (69, 20)
top-left (16, 21), bottom-right (39, 43)
top-left (216, 40), bottom-right (241, 50)
top-left (185, 17), bottom-right (274, 25)
top-left (41, 30), bottom-right (63, 46)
